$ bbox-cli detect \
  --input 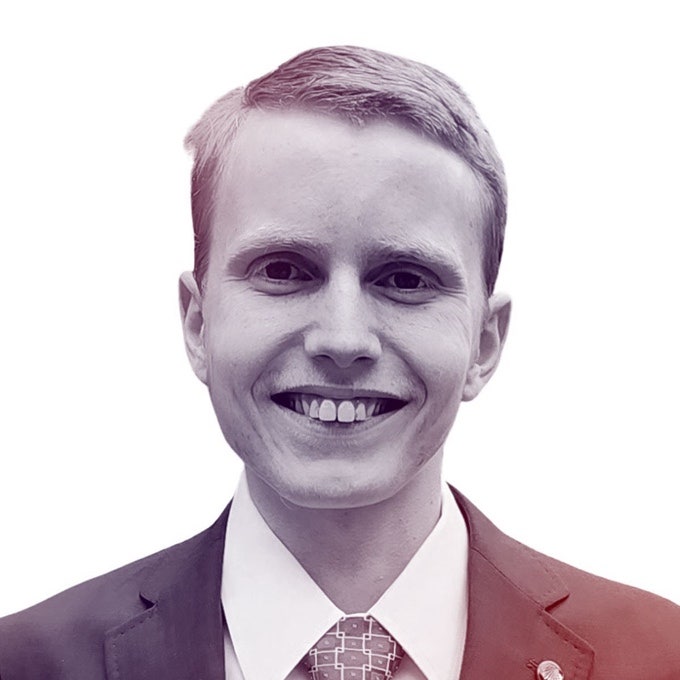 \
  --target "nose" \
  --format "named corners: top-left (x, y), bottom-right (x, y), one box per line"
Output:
top-left (304, 271), bottom-right (382, 369)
